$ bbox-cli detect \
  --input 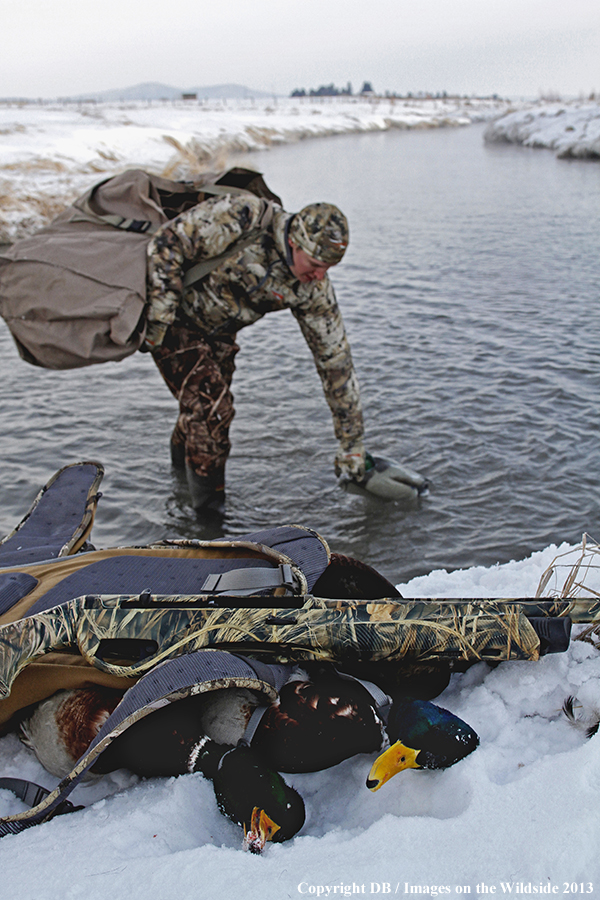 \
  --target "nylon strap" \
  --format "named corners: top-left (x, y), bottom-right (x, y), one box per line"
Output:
top-left (182, 196), bottom-right (274, 289)
top-left (238, 704), bottom-right (270, 747)
top-left (237, 663), bottom-right (307, 747)
top-left (335, 669), bottom-right (393, 723)
top-left (0, 778), bottom-right (81, 817)
top-left (201, 563), bottom-right (295, 595)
